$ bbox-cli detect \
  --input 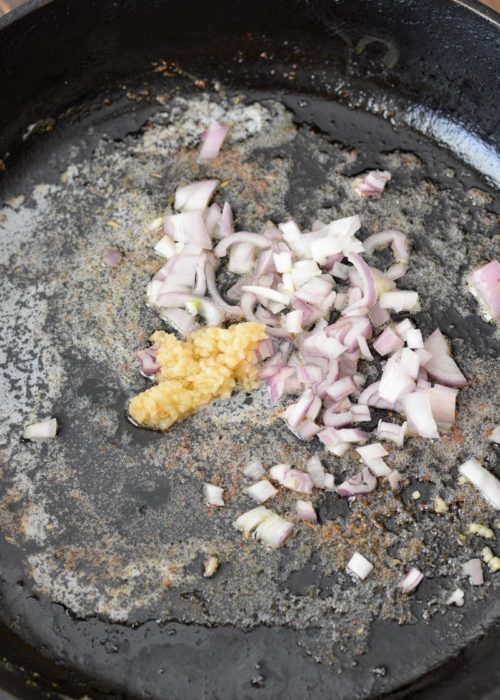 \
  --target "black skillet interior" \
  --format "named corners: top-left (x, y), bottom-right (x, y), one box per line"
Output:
top-left (0, 1), bottom-right (499, 699)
